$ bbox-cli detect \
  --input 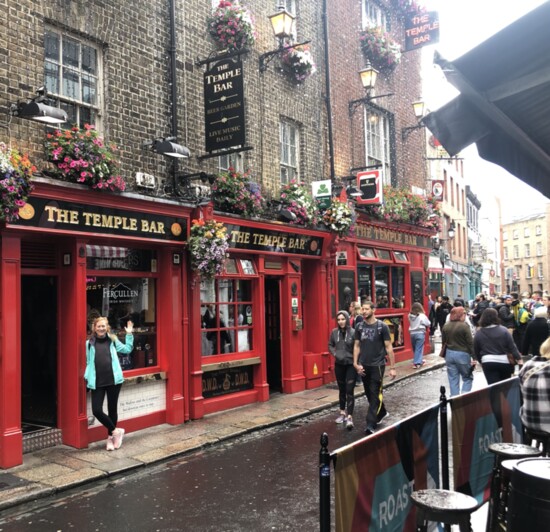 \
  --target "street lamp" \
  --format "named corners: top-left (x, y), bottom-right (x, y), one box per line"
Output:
top-left (348, 61), bottom-right (393, 116)
top-left (401, 99), bottom-right (427, 141)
